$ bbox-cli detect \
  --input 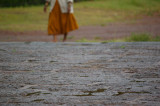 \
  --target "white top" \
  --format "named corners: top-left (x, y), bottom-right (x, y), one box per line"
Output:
top-left (46, 0), bottom-right (74, 13)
